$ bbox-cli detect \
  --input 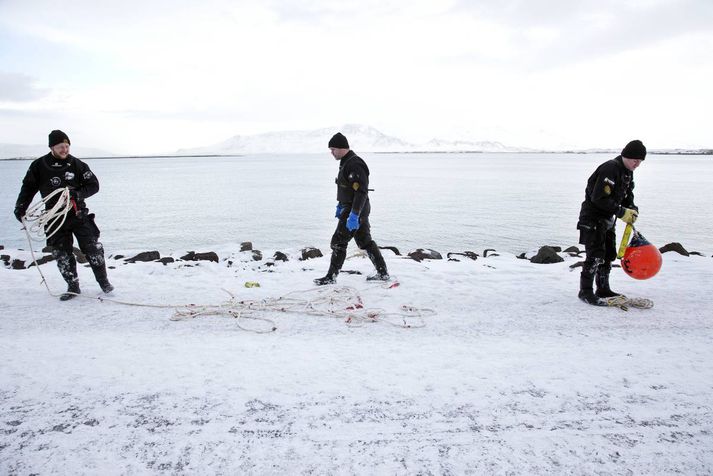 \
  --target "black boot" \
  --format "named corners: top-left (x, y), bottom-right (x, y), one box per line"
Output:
top-left (314, 248), bottom-right (346, 286)
top-left (87, 244), bottom-right (114, 293)
top-left (595, 263), bottom-right (622, 298)
top-left (579, 261), bottom-right (605, 306)
top-left (60, 281), bottom-right (81, 301)
top-left (313, 274), bottom-right (337, 286)
top-left (364, 242), bottom-right (390, 281)
top-left (90, 262), bottom-right (114, 293)
top-left (54, 250), bottom-right (81, 301)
